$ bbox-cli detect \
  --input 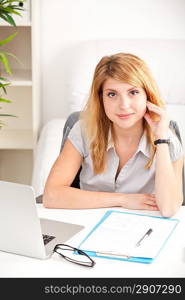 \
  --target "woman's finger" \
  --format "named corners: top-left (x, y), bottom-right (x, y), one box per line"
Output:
top-left (146, 200), bottom-right (157, 206)
top-left (144, 113), bottom-right (153, 127)
top-left (144, 204), bottom-right (159, 210)
top-left (147, 105), bottom-right (163, 115)
top-left (145, 194), bottom-right (156, 200)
